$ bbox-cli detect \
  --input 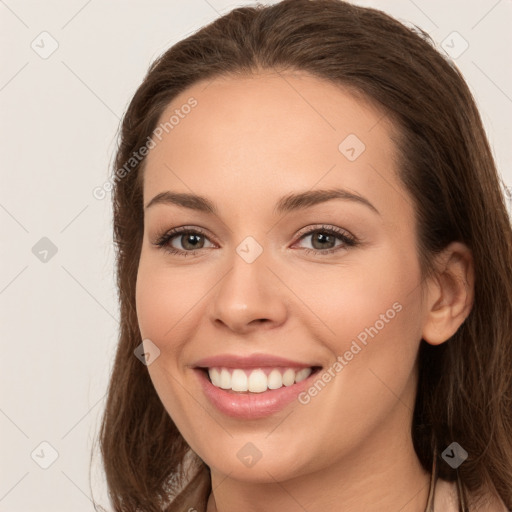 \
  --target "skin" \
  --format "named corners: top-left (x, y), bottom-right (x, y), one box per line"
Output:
top-left (135, 71), bottom-right (475, 512)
